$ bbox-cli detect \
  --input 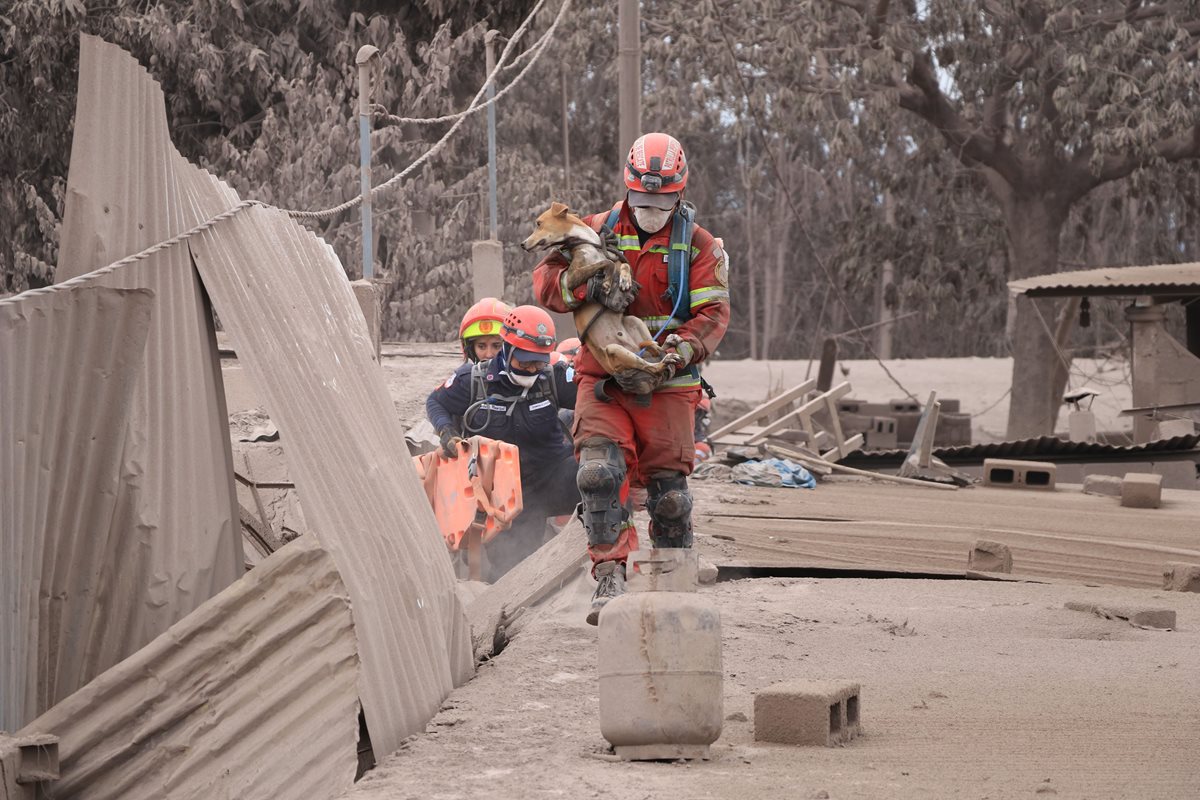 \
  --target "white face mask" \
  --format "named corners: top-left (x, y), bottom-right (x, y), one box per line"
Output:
top-left (506, 370), bottom-right (539, 388)
top-left (632, 206), bottom-right (672, 233)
